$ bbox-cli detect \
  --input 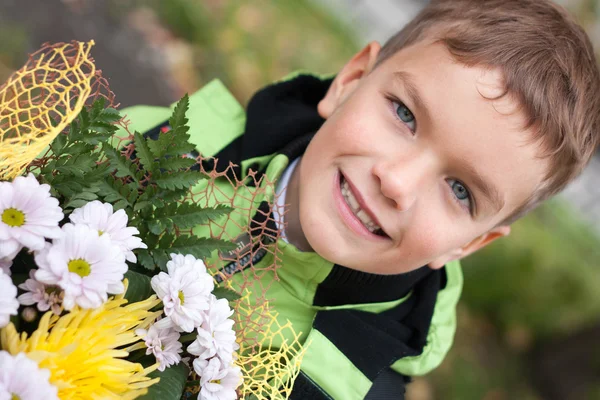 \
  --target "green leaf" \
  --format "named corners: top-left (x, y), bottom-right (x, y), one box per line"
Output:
top-left (90, 96), bottom-right (106, 118)
top-left (137, 250), bottom-right (157, 270)
top-left (147, 220), bottom-right (164, 236)
top-left (153, 250), bottom-right (171, 271)
top-left (163, 135), bottom-right (195, 158)
top-left (54, 155), bottom-right (95, 177)
top-left (124, 270), bottom-right (154, 303)
top-left (138, 187), bottom-right (187, 209)
top-left (89, 120), bottom-right (117, 134)
top-left (99, 107), bottom-right (122, 123)
top-left (138, 363), bottom-right (189, 400)
top-left (213, 287), bottom-right (242, 303)
top-left (84, 163), bottom-right (111, 181)
top-left (81, 130), bottom-right (113, 144)
top-left (50, 133), bottom-right (67, 155)
top-left (166, 235), bottom-right (235, 260)
top-left (64, 142), bottom-right (95, 155)
top-left (147, 95), bottom-right (195, 159)
top-left (147, 131), bottom-right (195, 160)
top-left (53, 180), bottom-right (84, 198)
top-left (153, 203), bottom-right (231, 232)
top-left (102, 143), bottom-right (140, 184)
top-left (157, 156), bottom-right (196, 172)
top-left (63, 191), bottom-right (98, 209)
top-left (134, 131), bottom-right (156, 173)
top-left (94, 177), bottom-right (133, 208)
top-left (169, 94), bottom-right (189, 133)
top-left (113, 199), bottom-right (129, 210)
top-left (155, 171), bottom-right (202, 191)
